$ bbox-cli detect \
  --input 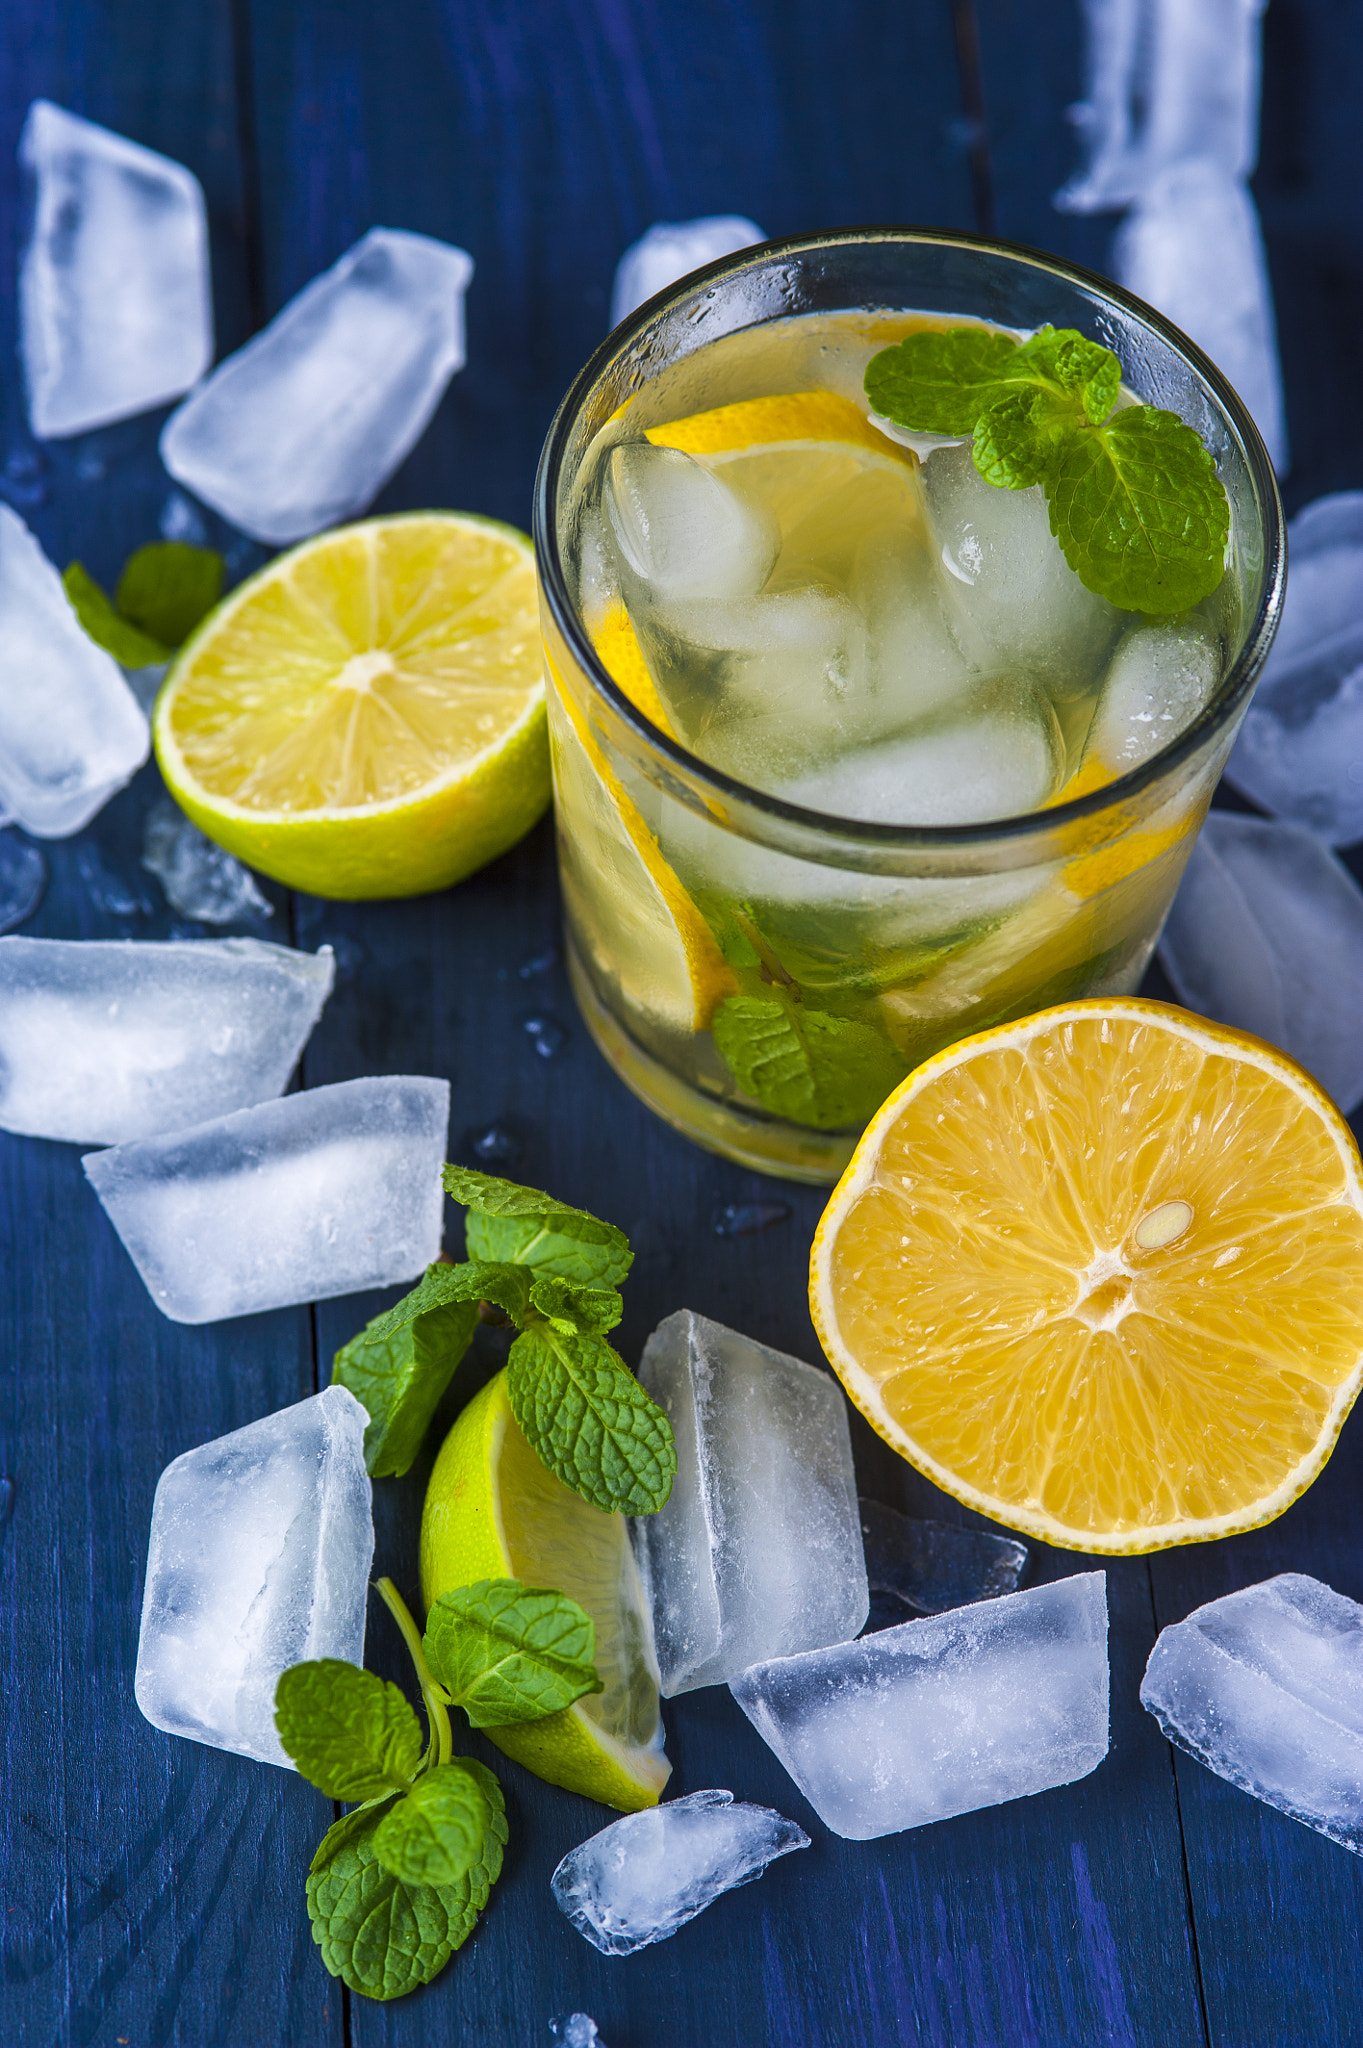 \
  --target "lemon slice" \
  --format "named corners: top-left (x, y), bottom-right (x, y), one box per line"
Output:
top-left (154, 512), bottom-right (549, 899)
top-left (420, 1371), bottom-right (670, 1812)
top-left (810, 999), bottom-right (1363, 1553)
